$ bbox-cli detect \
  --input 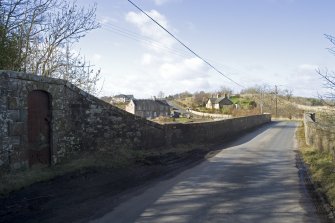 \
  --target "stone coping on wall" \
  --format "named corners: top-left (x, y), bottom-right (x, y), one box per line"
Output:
top-left (0, 70), bottom-right (103, 101)
top-left (0, 70), bottom-right (163, 129)
top-left (304, 112), bottom-right (335, 134)
top-left (1, 71), bottom-right (273, 128)
top-left (188, 109), bottom-right (232, 119)
top-left (1, 70), bottom-right (68, 85)
top-left (163, 114), bottom-right (271, 126)
top-left (1, 71), bottom-right (273, 131)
